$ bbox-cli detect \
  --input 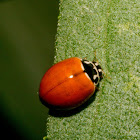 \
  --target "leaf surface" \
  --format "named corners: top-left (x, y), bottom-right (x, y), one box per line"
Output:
top-left (47, 0), bottom-right (140, 139)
